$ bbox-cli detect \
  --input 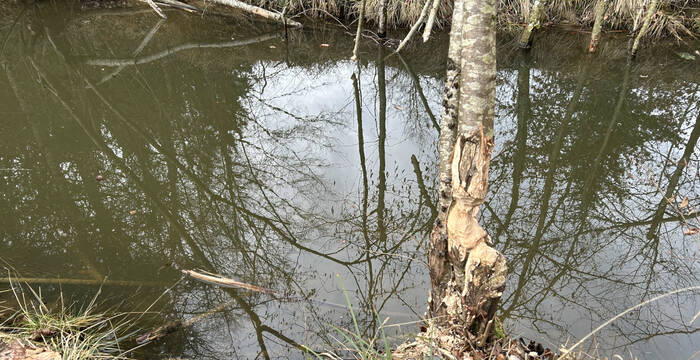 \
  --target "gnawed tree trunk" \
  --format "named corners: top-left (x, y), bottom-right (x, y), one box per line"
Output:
top-left (428, 0), bottom-right (464, 316)
top-left (519, 0), bottom-right (546, 49)
top-left (588, 0), bottom-right (610, 52)
top-left (428, 0), bottom-right (506, 349)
